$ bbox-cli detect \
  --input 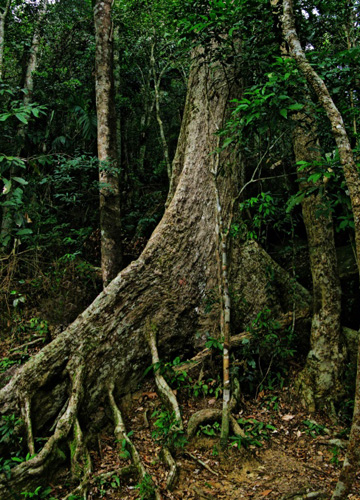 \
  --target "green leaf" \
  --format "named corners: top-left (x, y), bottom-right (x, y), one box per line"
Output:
top-left (222, 137), bottom-right (234, 147)
top-left (279, 109), bottom-right (288, 119)
top-left (288, 103), bottom-right (303, 110)
top-left (12, 177), bottom-right (28, 186)
top-left (307, 172), bottom-right (322, 183)
top-left (0, 113), bottom-right (11, 121)
top-left (16, 229), bottom-right (33, 236)
top-left (15, 113), bottom-right (28, 124)
top-left (2, 179), bottom-right (11, 195)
